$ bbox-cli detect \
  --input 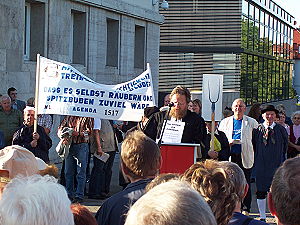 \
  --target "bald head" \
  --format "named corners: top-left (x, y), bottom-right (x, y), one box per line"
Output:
top-left (231, 98), bottom-right (246, 120)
